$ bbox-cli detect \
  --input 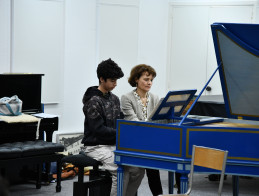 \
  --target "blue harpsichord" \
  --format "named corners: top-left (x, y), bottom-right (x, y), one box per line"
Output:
top-left (115, 23), bottom-right (259, 196)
